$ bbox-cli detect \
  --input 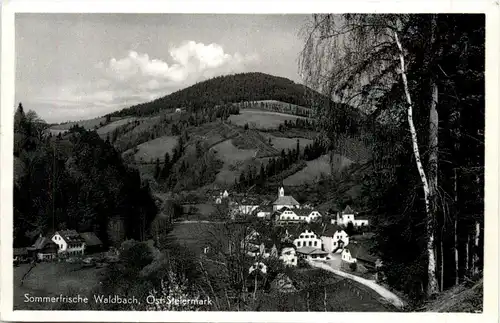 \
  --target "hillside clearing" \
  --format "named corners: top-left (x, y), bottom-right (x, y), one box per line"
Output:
top-left (210, 139), bottom-right (258, 184)
top-left (264, 134), bottom-right (313, 152)
top-left (228, 109), bottom-right (308, 130)
top-left (133, 135), bottom-right (179, 162)
top-left (50, 116), bottom-right (122, 130)
top-left (96, 117), bottom-right (137, 136)
top-left (283, 154), bottom-right (353, 186)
